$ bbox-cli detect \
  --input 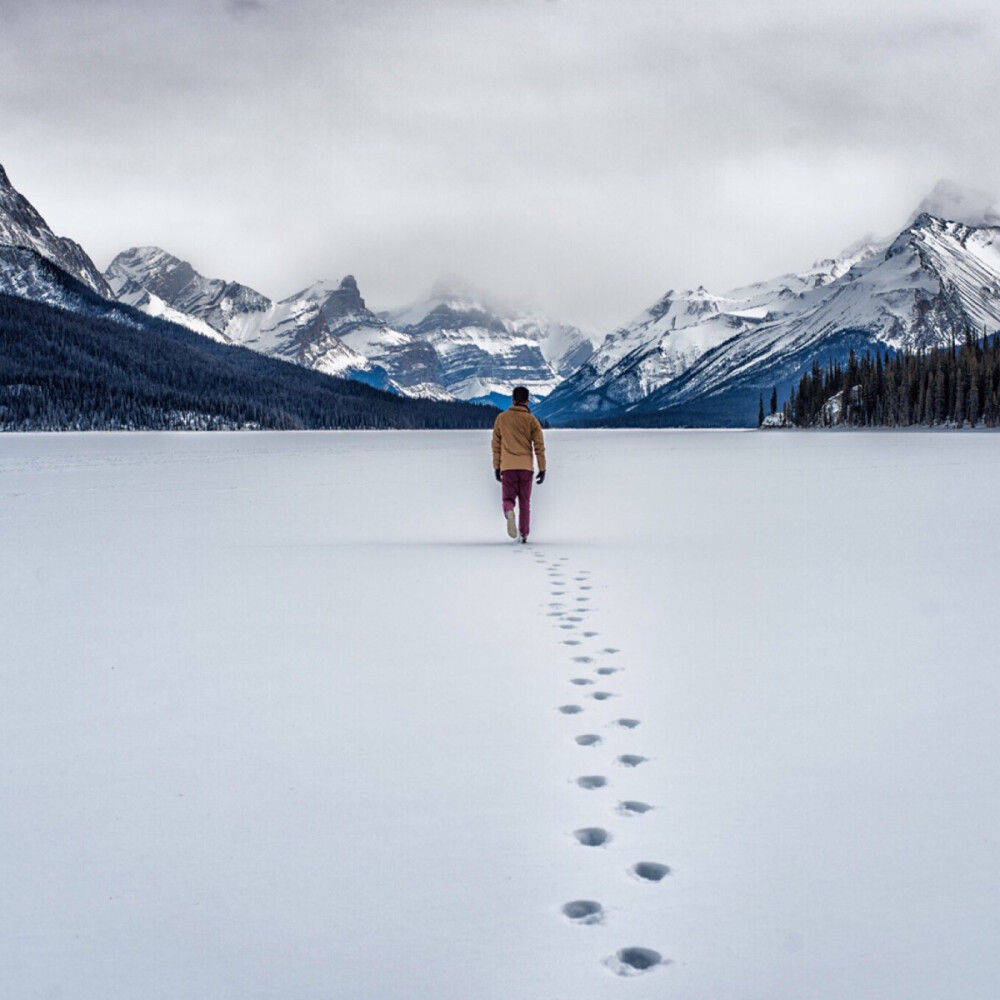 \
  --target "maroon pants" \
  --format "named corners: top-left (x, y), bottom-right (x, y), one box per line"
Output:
top-left (501, 469), bottom-right (534, 538)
